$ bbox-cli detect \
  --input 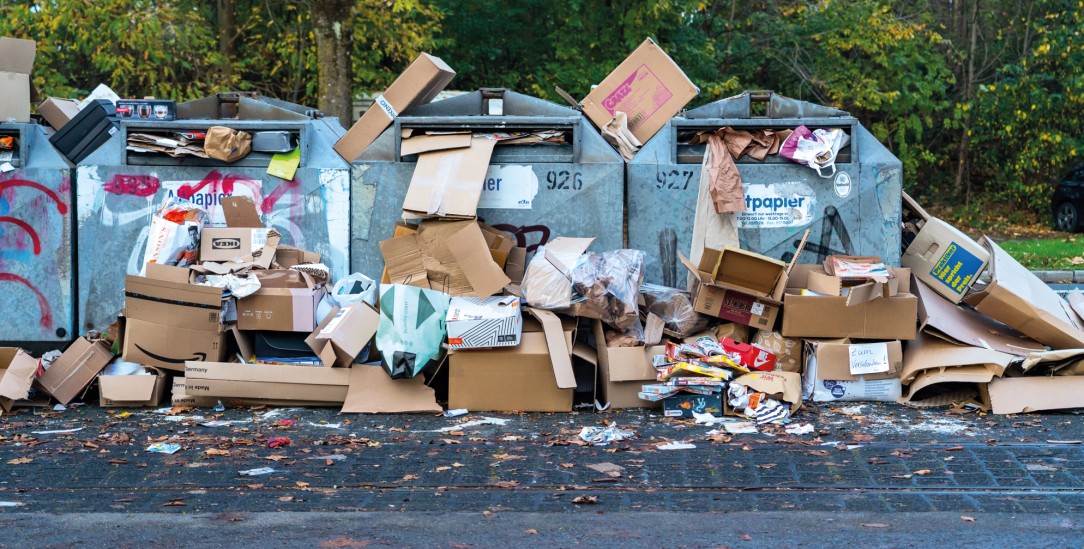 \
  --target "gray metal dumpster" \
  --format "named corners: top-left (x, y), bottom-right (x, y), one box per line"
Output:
top-left (0, 123), bottom-right (73, 346)
top-left (350, 89), bottom-right (624, 278)
top-left (75, 94), bottom-right (350, 333)
top-left (628, 91), bottom-right (903, 287)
